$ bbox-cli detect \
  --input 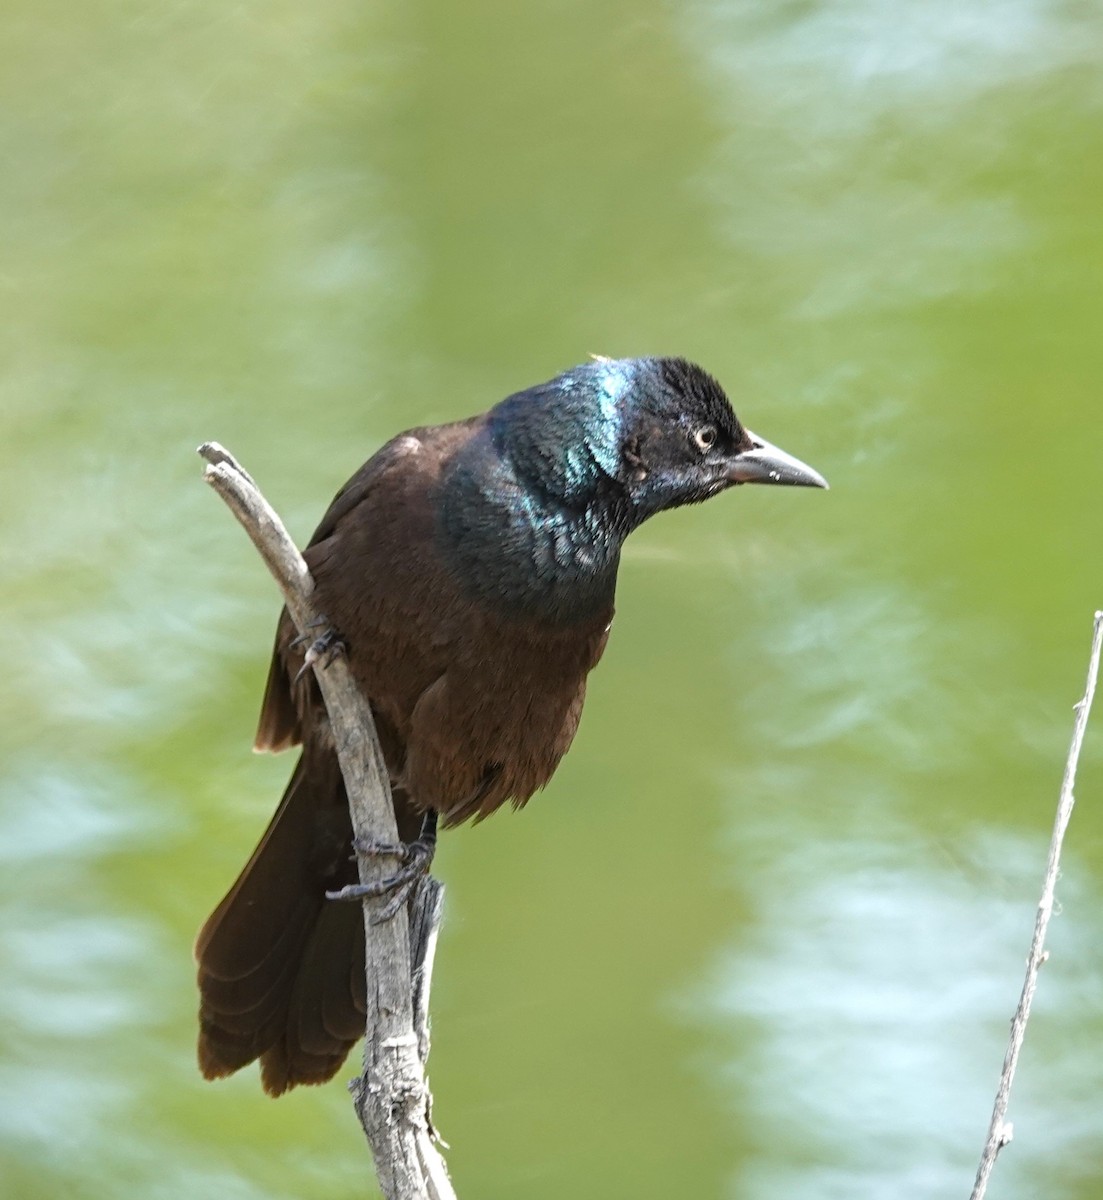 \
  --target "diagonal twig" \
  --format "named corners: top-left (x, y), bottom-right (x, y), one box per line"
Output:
top-left (970, 610), bottom-right (1103, 1200)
